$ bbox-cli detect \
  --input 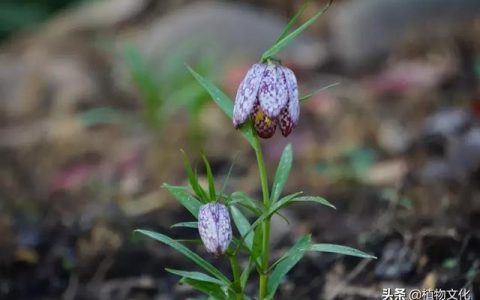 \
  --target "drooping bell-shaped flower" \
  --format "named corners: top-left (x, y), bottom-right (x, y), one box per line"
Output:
top-left (198, 203), bottom-right (232, 256)
top-left (233, 63), bottom-right (299, 138)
